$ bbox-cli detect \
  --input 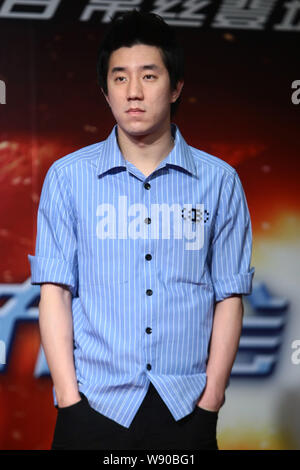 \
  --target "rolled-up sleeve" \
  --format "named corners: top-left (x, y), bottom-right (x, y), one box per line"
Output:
top-left (210, 170), bottom-right (255, 302)
top-left (28, 164), bottom-right (78, 297)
